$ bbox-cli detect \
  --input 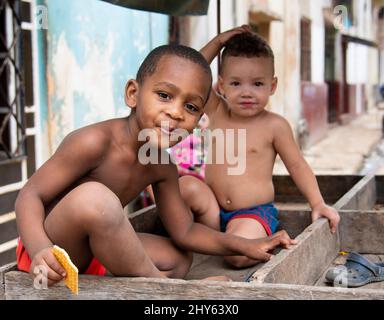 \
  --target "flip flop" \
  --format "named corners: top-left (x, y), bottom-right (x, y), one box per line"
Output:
top-left (325, 252), bottom-right (384, 288)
